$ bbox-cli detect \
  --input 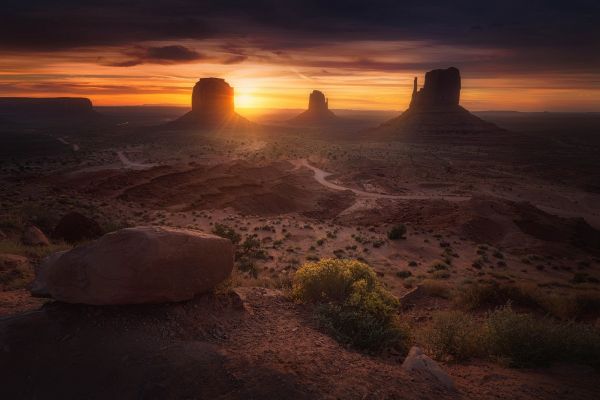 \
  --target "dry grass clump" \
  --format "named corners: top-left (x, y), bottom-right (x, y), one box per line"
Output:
top-left (0, 239), bottom-right (71, 259)
top-left (421, 279), bottom-right (452, 299)
top-left (455, 281), bottom-right (600, 320)
top-left (293, 258), bottom-right (409, 351)
top-left (424, 306), bottom-right (600, 368)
